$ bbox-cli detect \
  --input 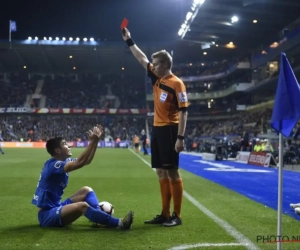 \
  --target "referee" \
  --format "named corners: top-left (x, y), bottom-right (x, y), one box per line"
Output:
top-left (122, 28), bottom-right (188, 227)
